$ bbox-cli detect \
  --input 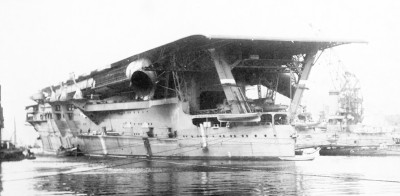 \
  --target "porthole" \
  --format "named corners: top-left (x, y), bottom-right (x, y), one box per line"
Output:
top-left (255, 135), bottom-right (257, 137)
top-left (264, 134), bottom-right (267, 137)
